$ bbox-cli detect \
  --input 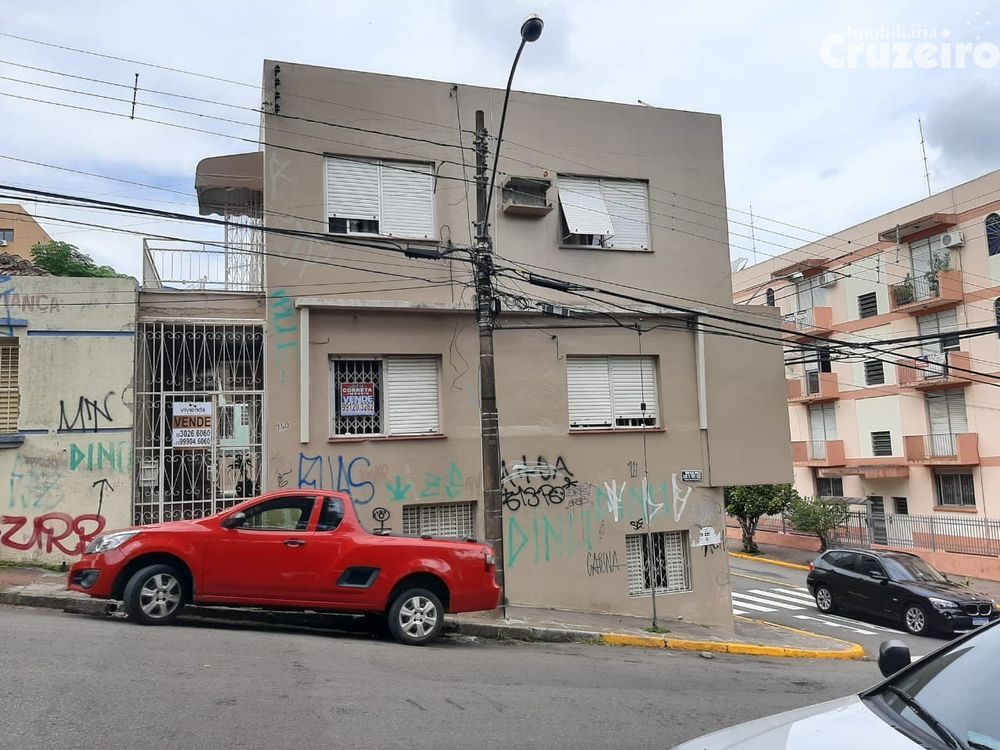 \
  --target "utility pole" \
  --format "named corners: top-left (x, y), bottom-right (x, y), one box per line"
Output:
top-left (474, 109), bottom-right (505, 609)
